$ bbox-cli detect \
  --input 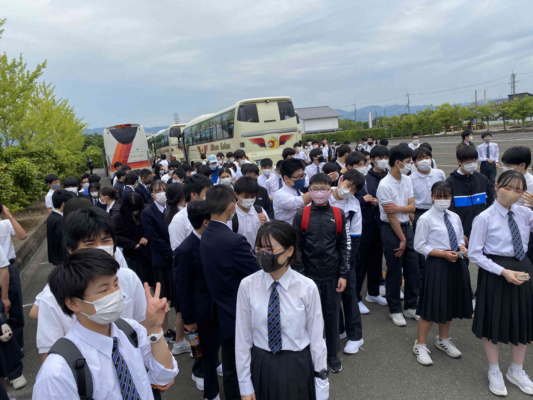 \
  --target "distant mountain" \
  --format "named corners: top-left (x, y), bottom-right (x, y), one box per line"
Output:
top-left (84, 126), bottom-right (170, 135)
top-left (335, 105), bottom-right (431, 121)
